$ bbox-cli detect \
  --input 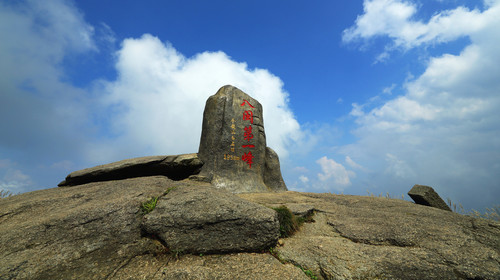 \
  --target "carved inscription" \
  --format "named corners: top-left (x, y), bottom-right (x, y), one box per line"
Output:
top-left (222, 99), bottom-right (258, 169)
top-left (241, 99), bottom-right (255, 168)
